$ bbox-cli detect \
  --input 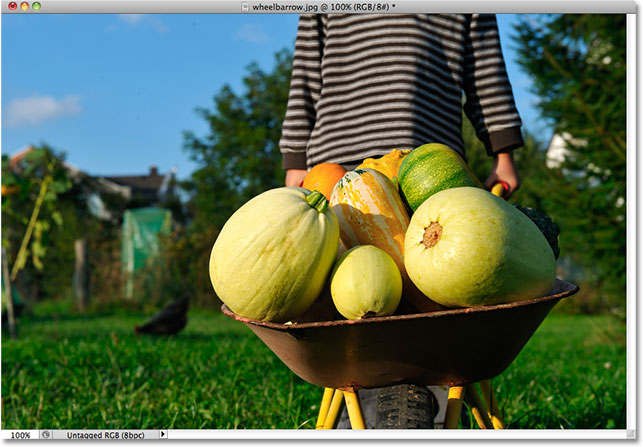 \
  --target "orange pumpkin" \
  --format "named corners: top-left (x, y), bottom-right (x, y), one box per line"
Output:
top-left (302, 162), bottom-right (347, 200)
